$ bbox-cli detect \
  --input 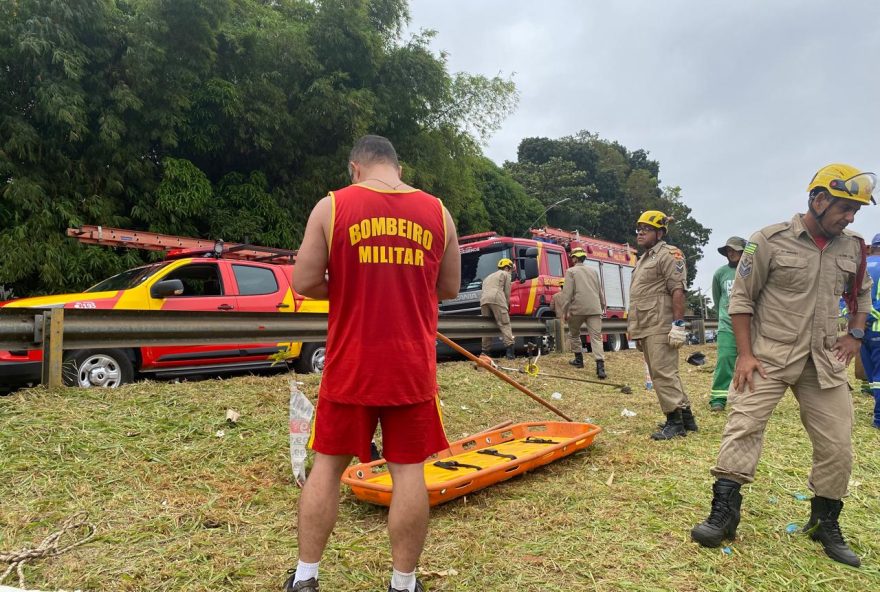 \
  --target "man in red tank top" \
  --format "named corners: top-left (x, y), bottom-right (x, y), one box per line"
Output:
top-left (284, 136), bottom-right (460, 592)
